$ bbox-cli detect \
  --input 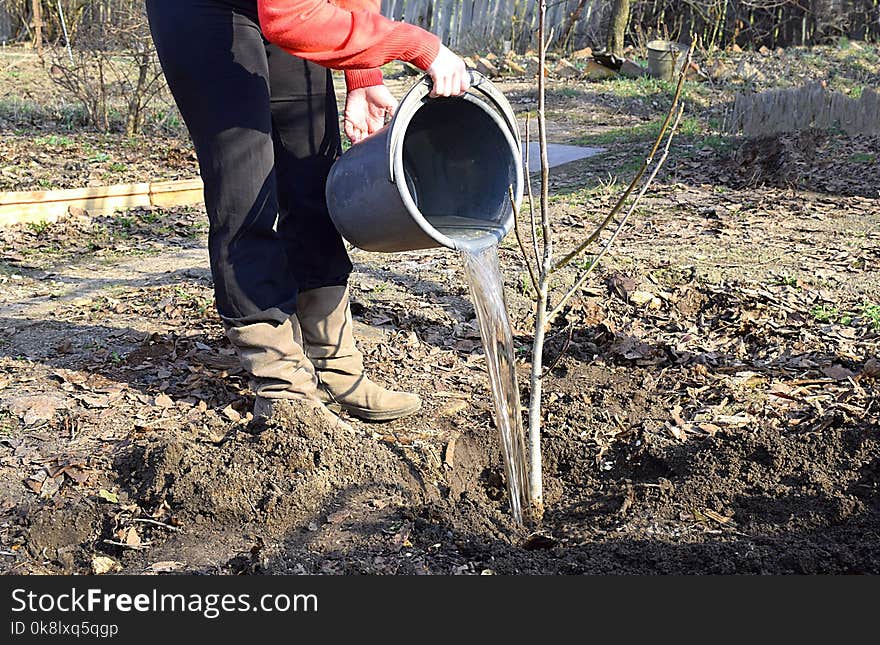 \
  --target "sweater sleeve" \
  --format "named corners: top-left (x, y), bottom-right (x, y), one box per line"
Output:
top-left (333, 0), bottom-right (386, 91)
top-left (257, 0), bottom-right (440, 74)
